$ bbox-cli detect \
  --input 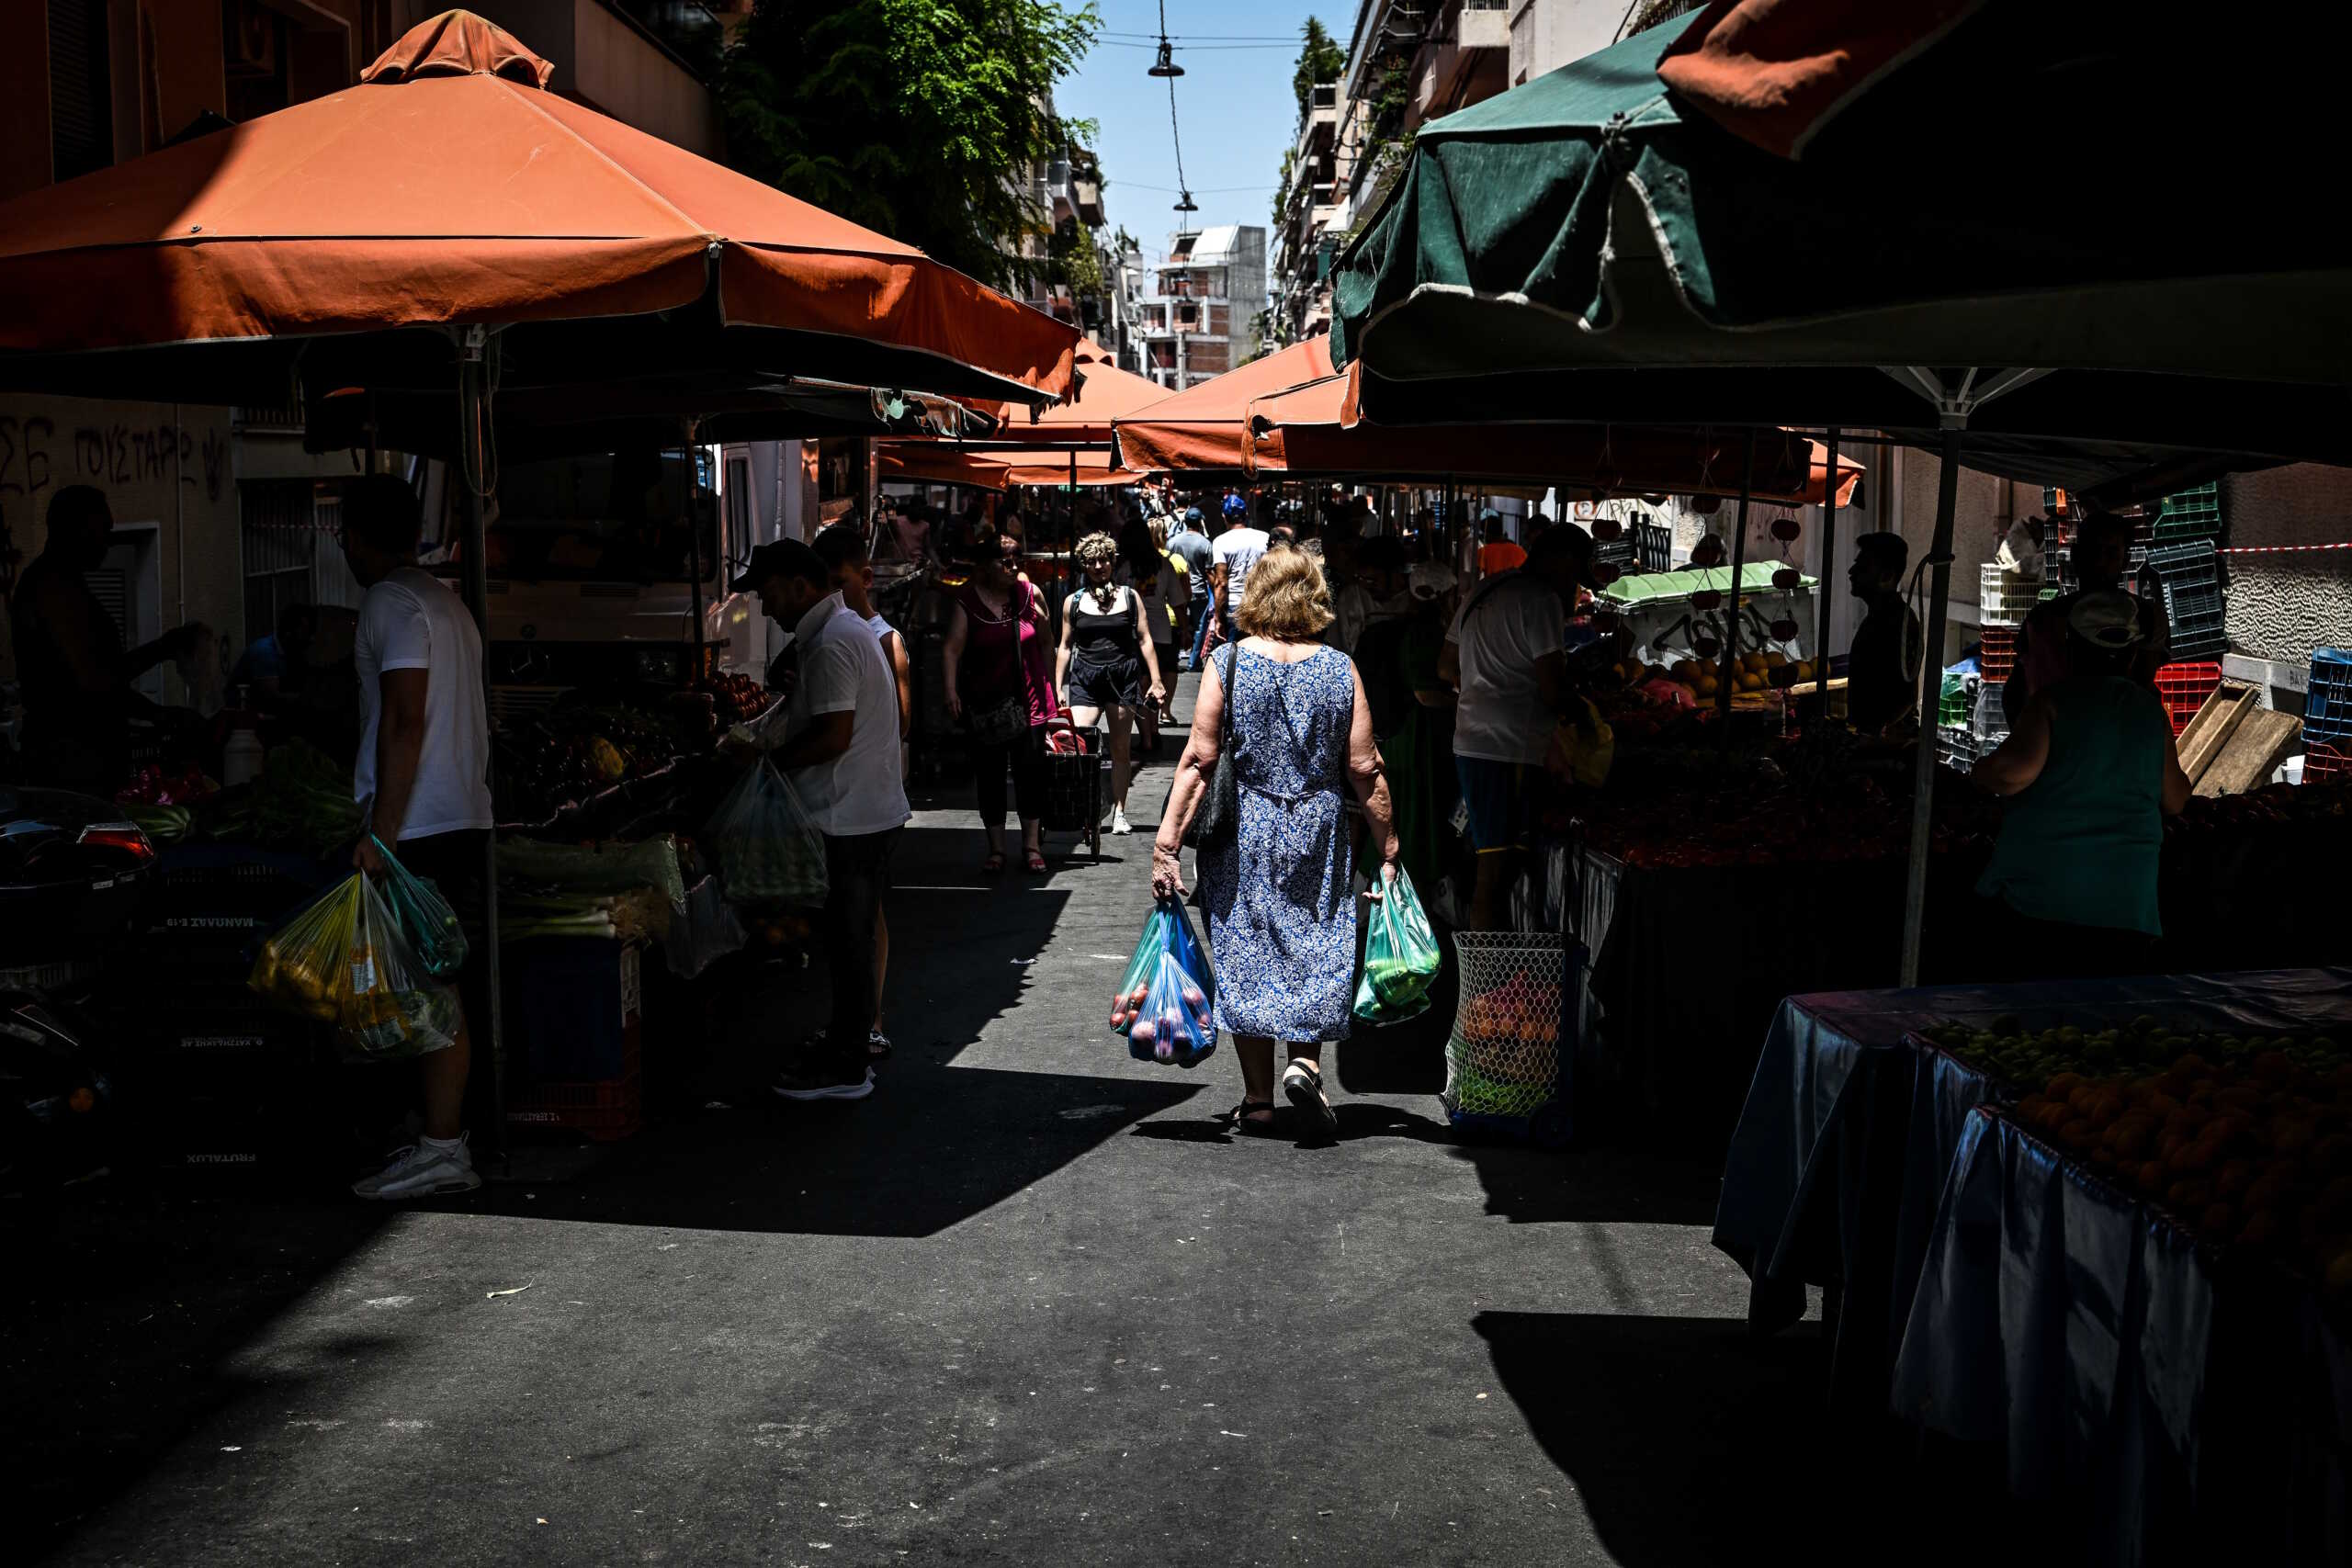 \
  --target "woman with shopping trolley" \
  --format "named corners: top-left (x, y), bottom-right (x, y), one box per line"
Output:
top-left (1055, 532), bottom-right (1167, 838)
